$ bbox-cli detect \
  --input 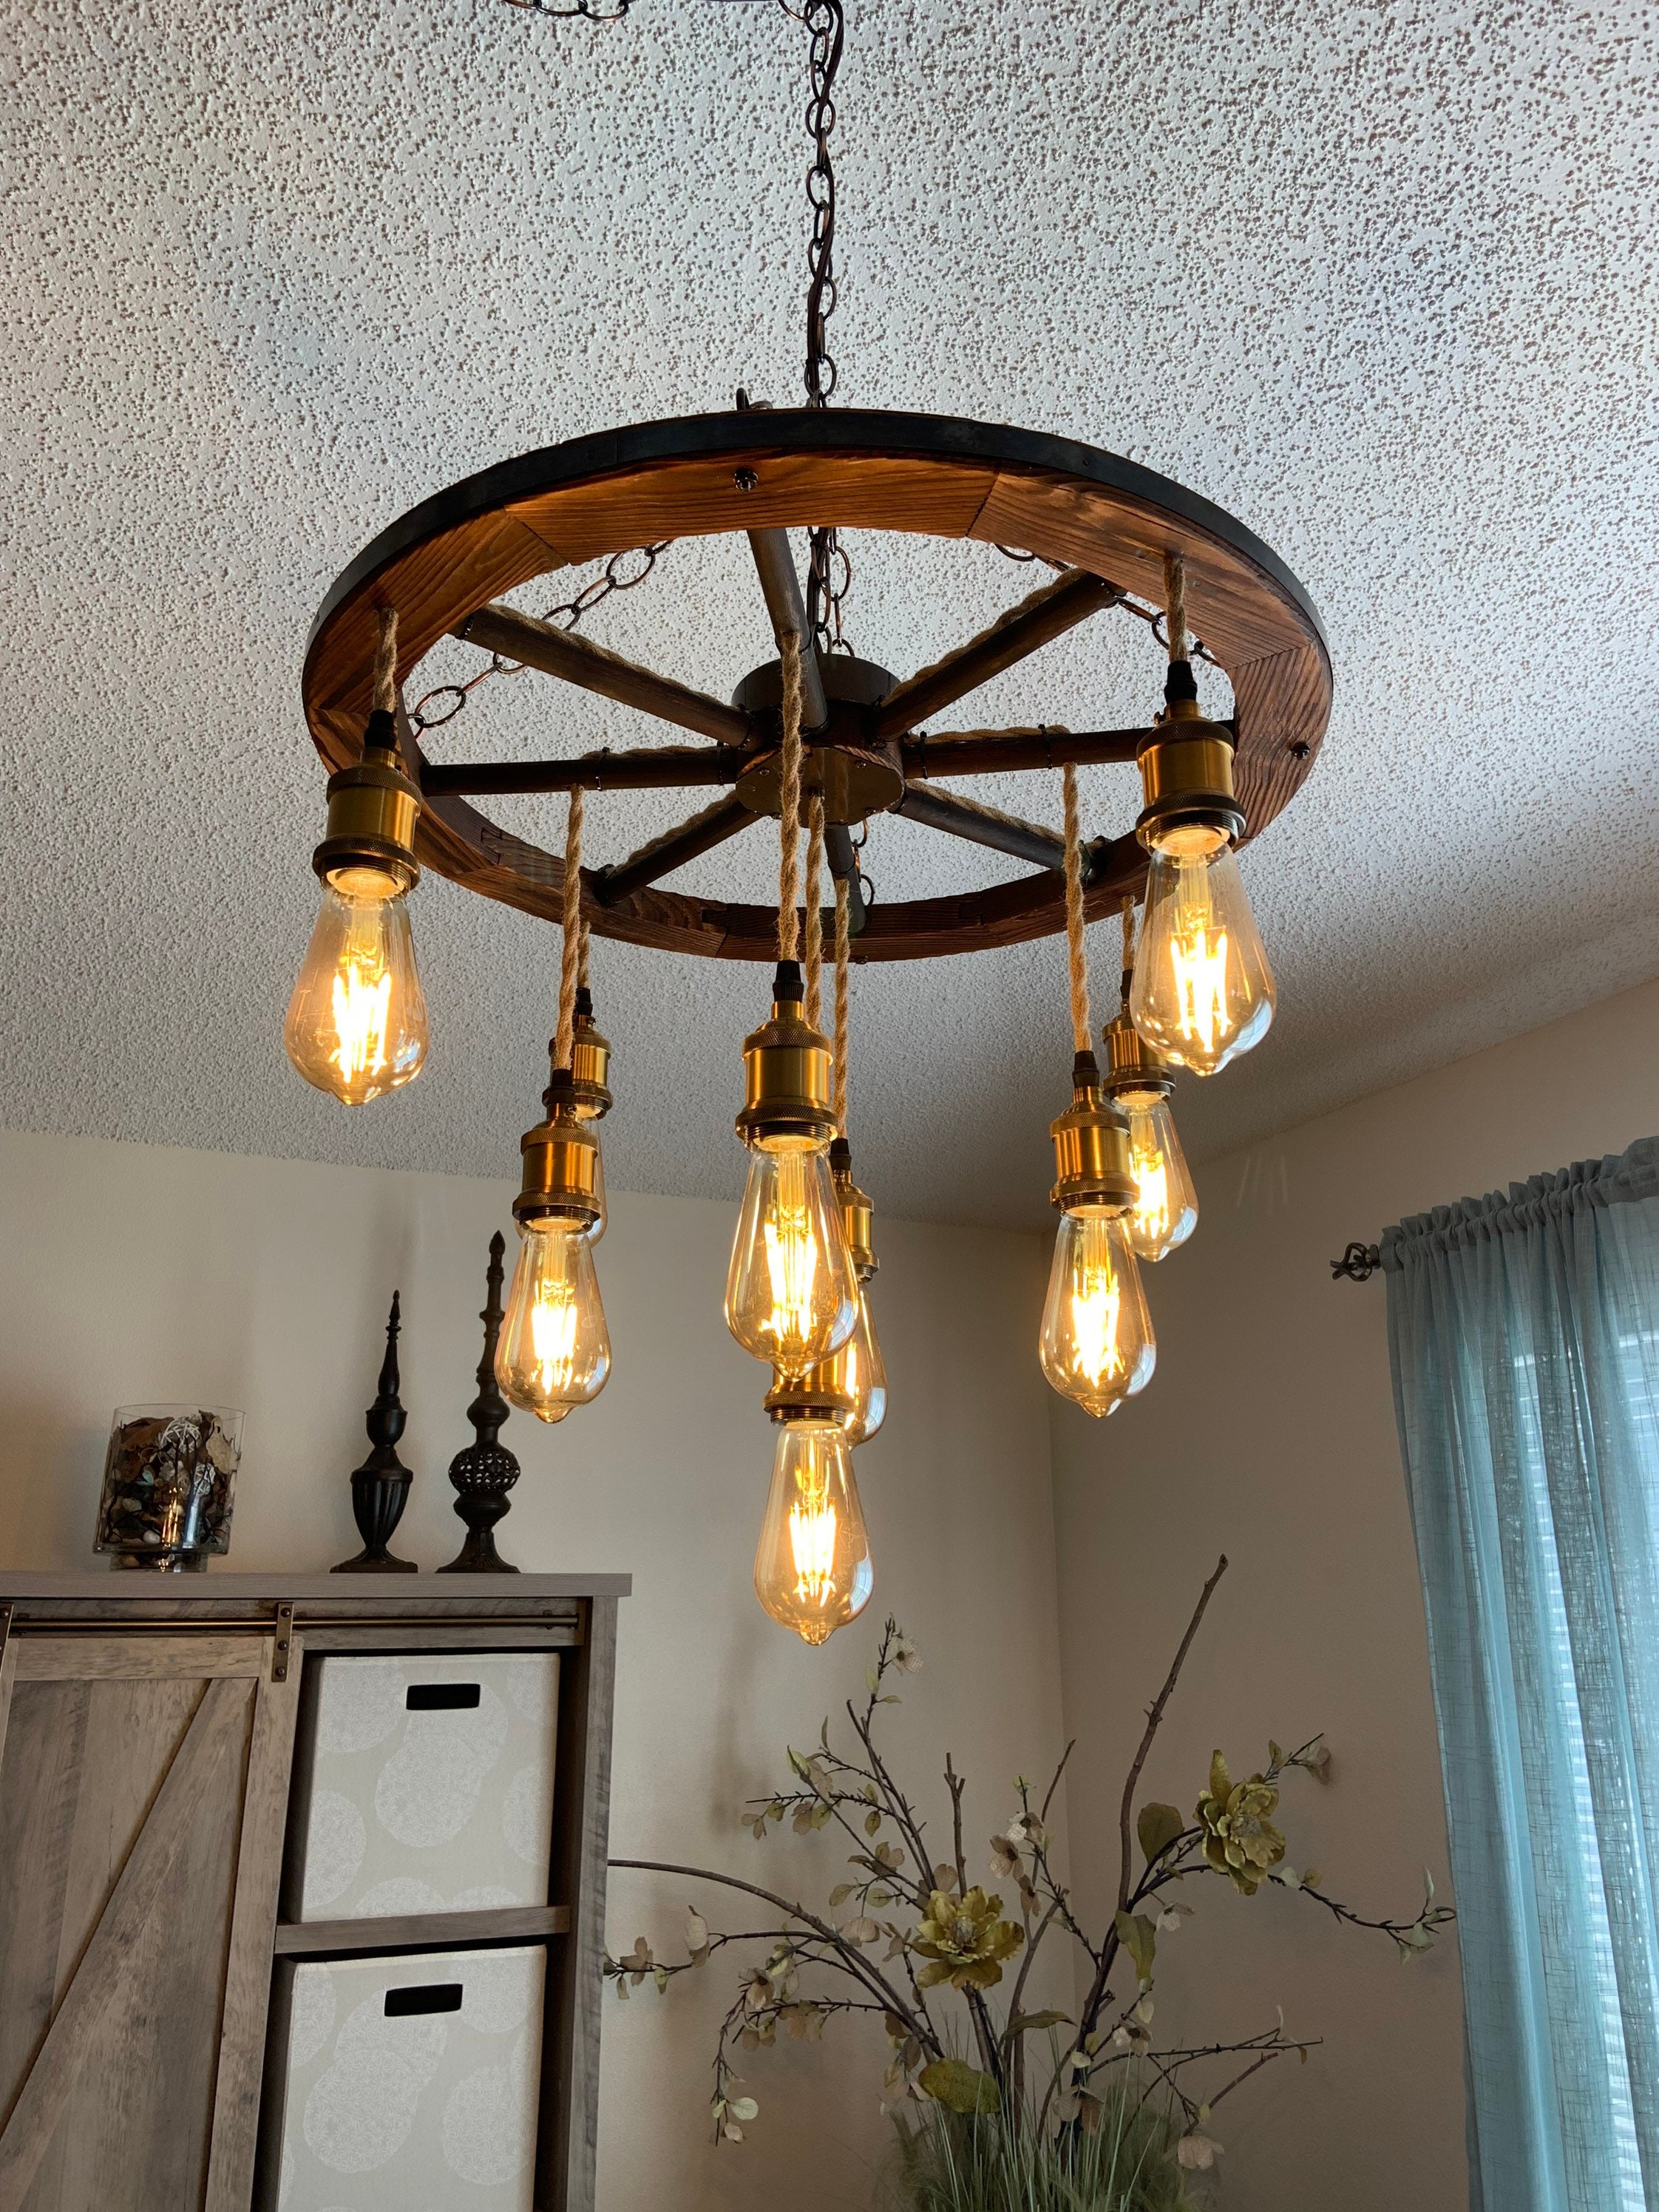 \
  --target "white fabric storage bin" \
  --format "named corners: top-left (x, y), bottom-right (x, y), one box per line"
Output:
top-left (288, 1652), bottom-right (559, 1921)
top-left (269, 1945), bottom-right (545, 2212)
